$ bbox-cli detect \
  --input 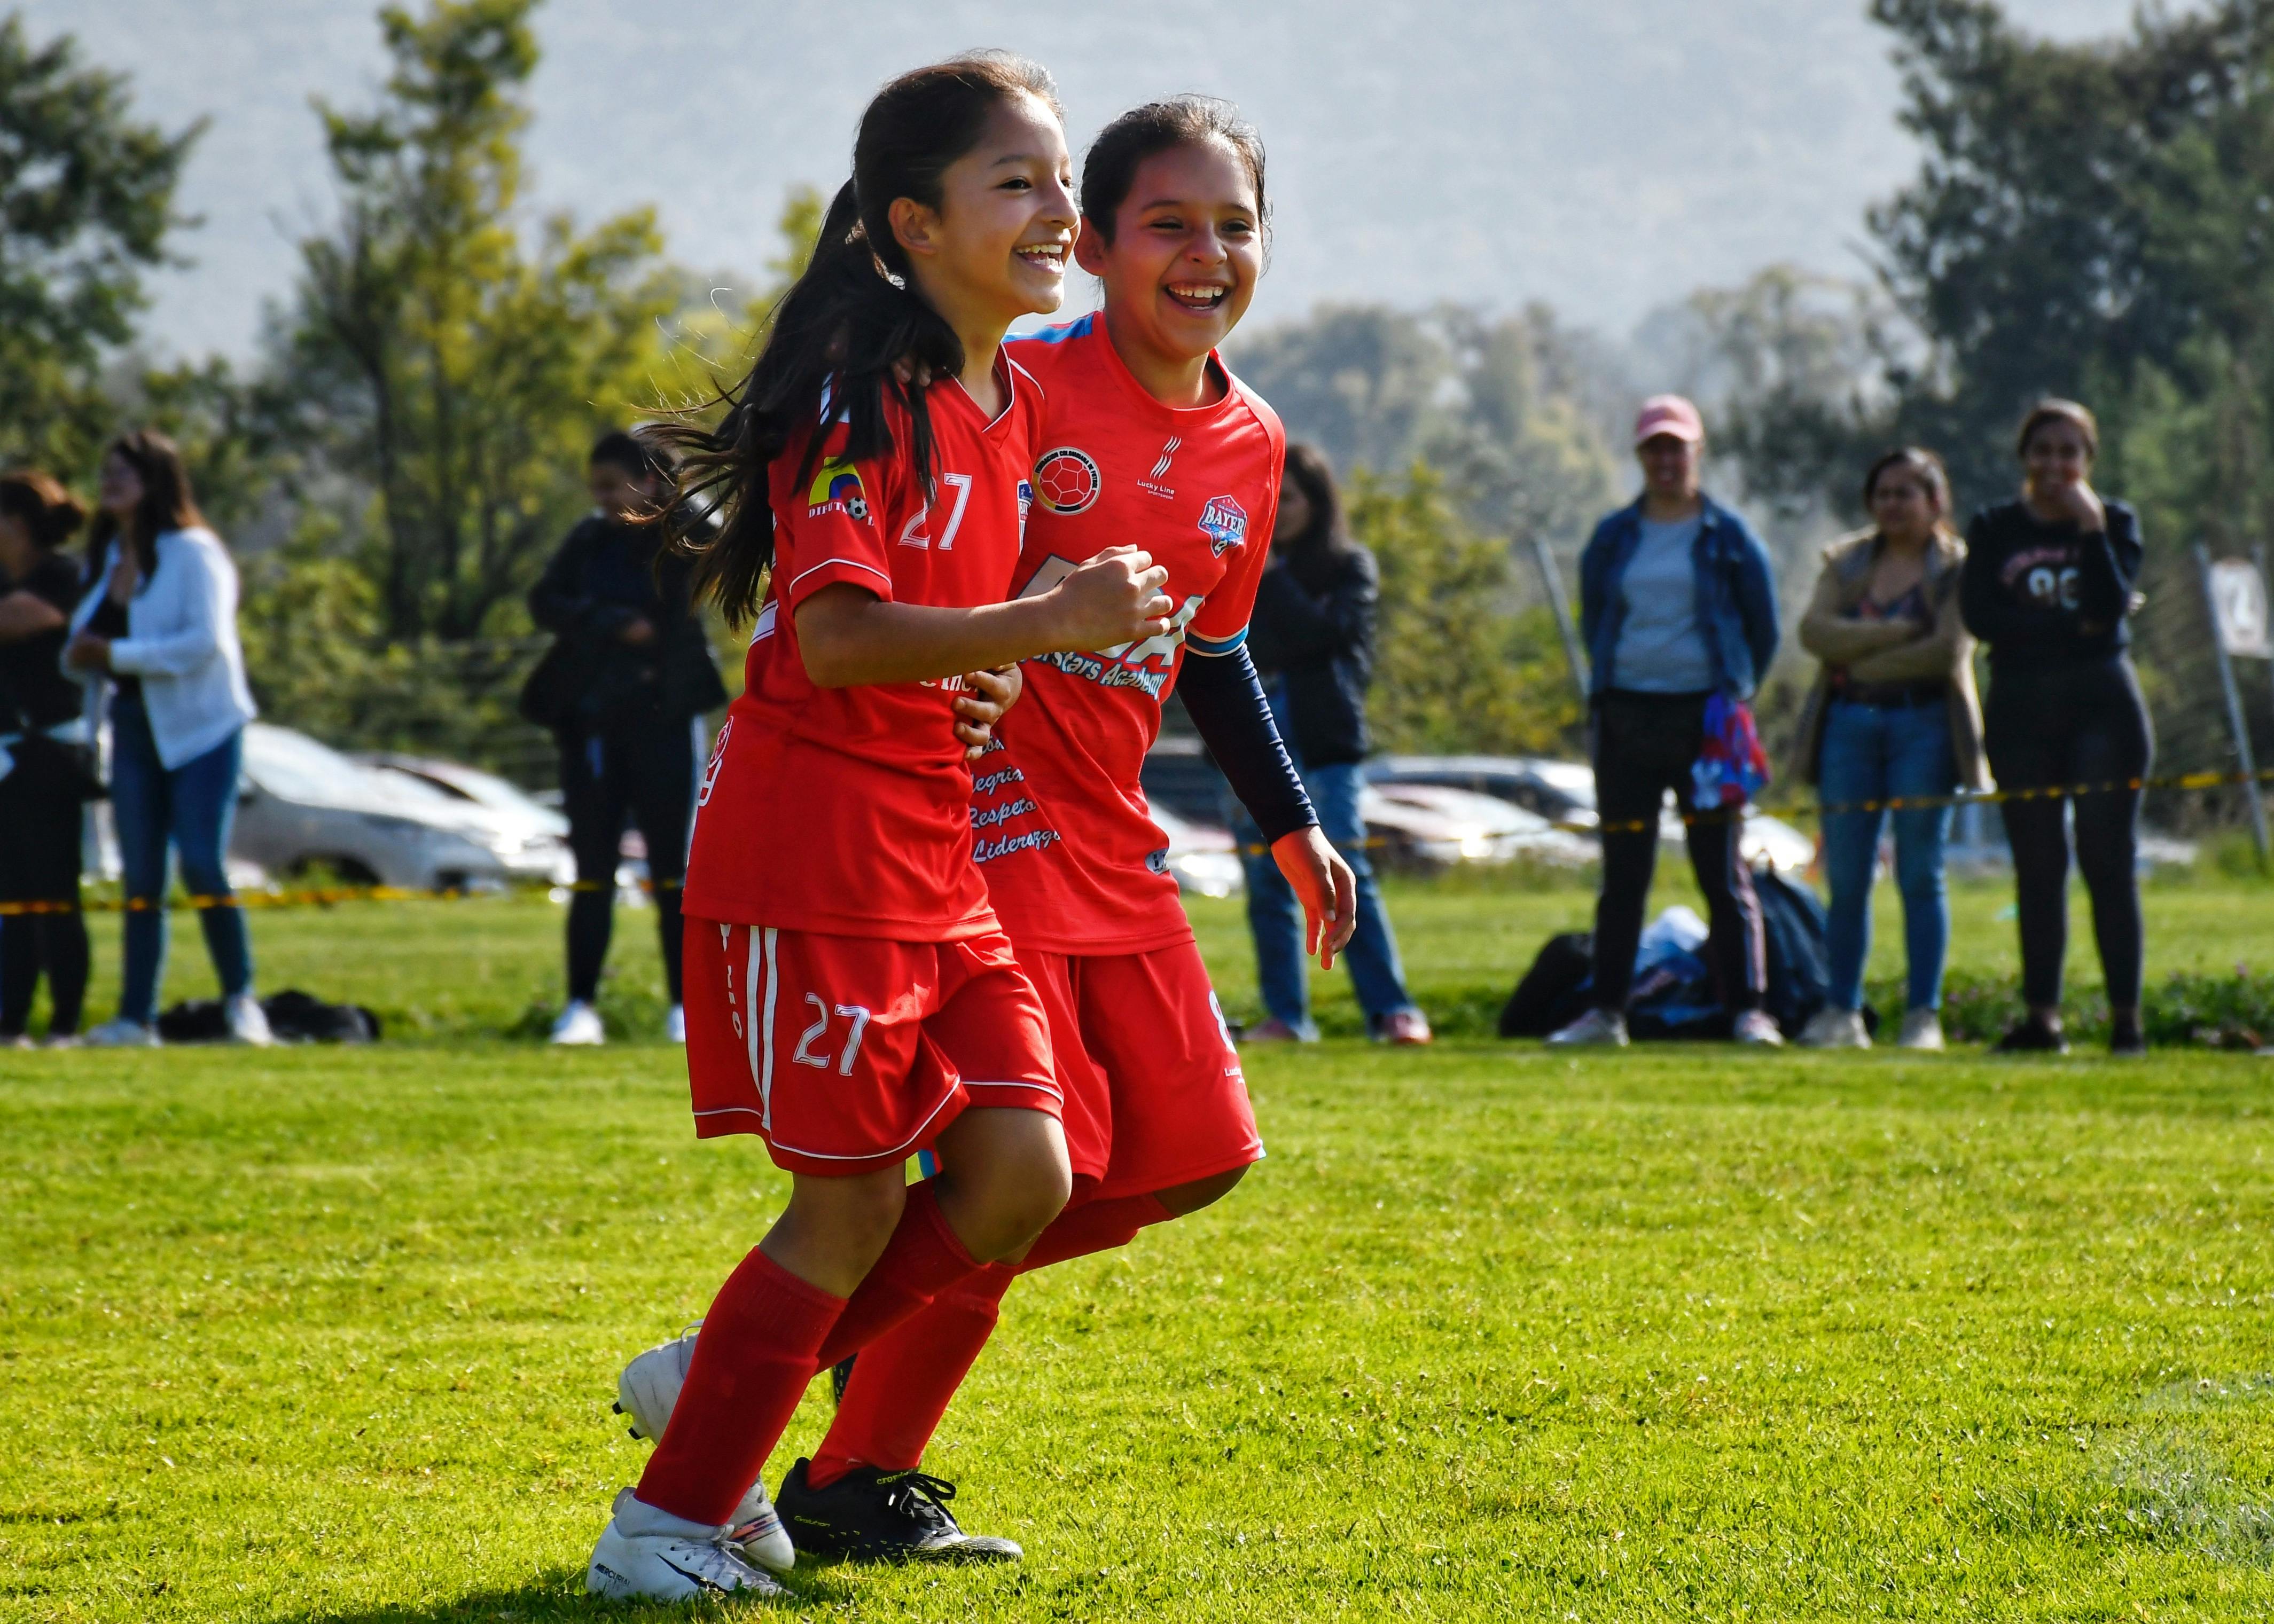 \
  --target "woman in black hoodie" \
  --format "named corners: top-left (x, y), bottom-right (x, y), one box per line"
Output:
top-left (1239, 444), bottom-right (1428, 1045)
top-left (525, 431), bottom-right (726, 1047)
top-left (1960, 398), bottom-right (2150, 1055)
